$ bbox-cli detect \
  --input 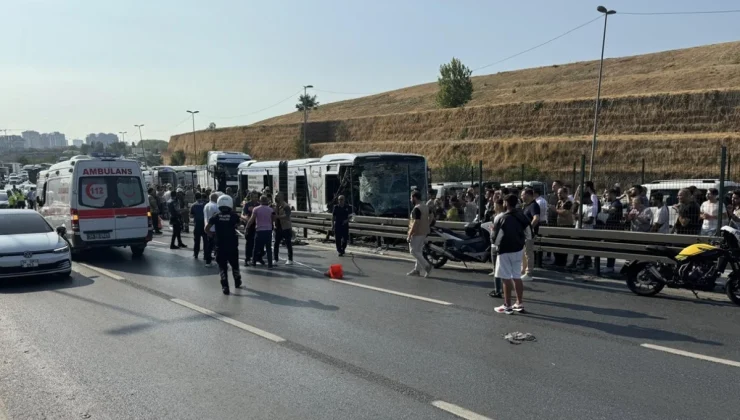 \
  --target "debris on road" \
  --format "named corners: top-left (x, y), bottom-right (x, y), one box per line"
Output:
top-left (503, 332), bottom-right (537, 345)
